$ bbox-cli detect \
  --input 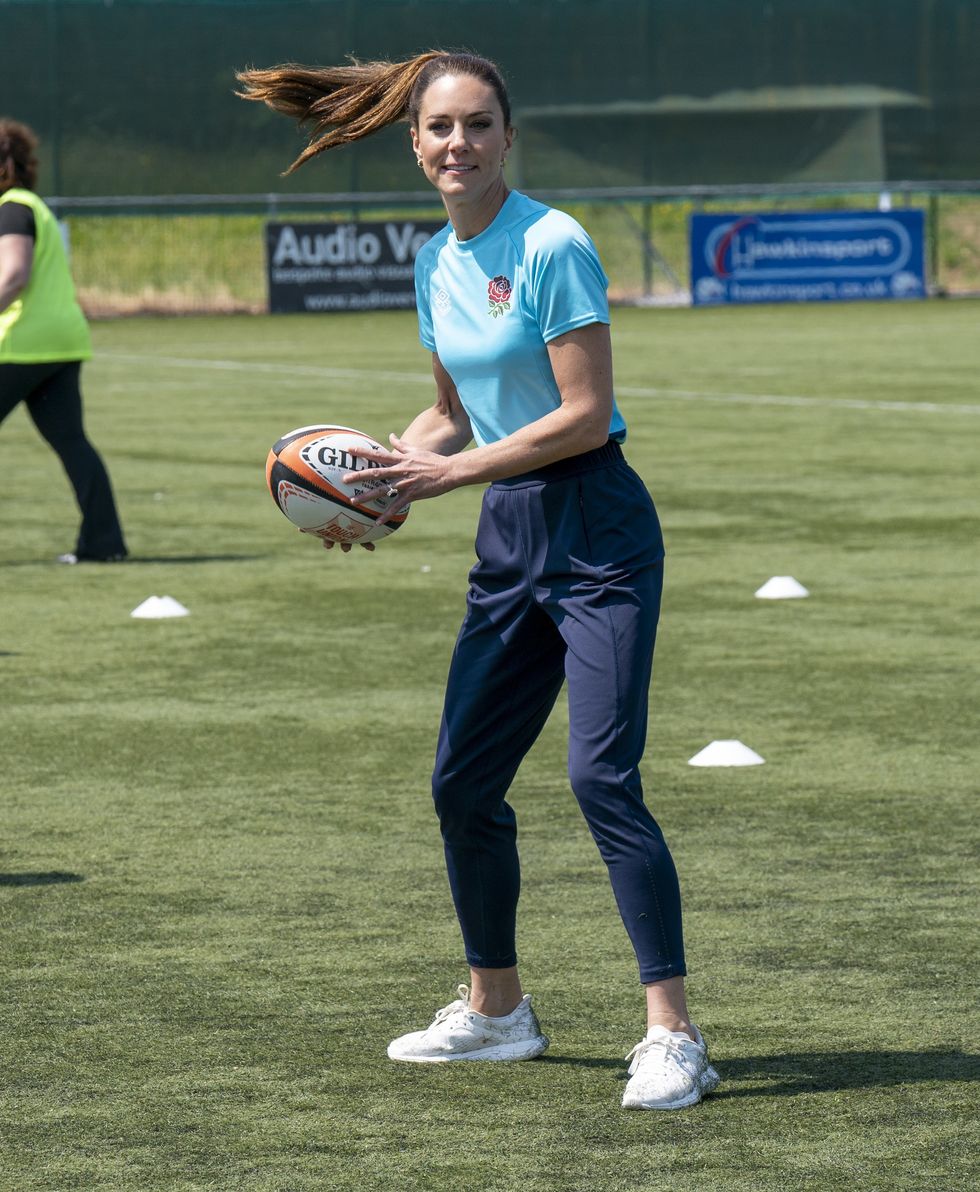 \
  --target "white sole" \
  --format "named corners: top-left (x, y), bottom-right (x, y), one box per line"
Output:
top-left (387, 1036), bottom-right (549, 1063)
